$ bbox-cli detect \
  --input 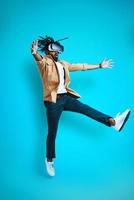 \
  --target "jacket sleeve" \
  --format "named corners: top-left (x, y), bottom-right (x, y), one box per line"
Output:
top-left (62, 60), bottom-right (88, 72)
top-left (68, 63), bottom-right (89, 71)
top-left (35, 57), bottom-right (46, 77)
